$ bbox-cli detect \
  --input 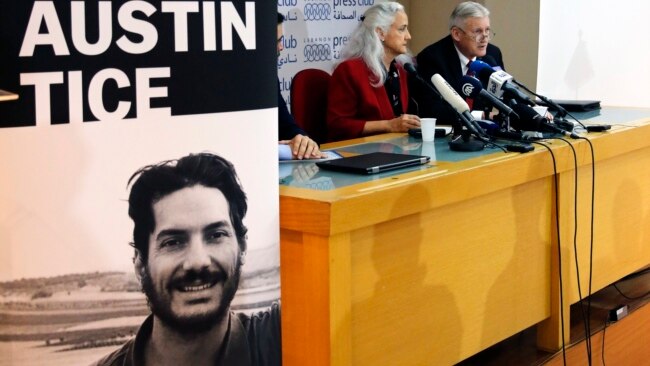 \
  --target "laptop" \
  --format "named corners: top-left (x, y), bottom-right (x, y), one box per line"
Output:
top-left (558, 100), bottom-right (601, 112)
top-left (539, 99), bottom-right (601, 112)
top-left (316, 152), bottom-right (430, 175)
